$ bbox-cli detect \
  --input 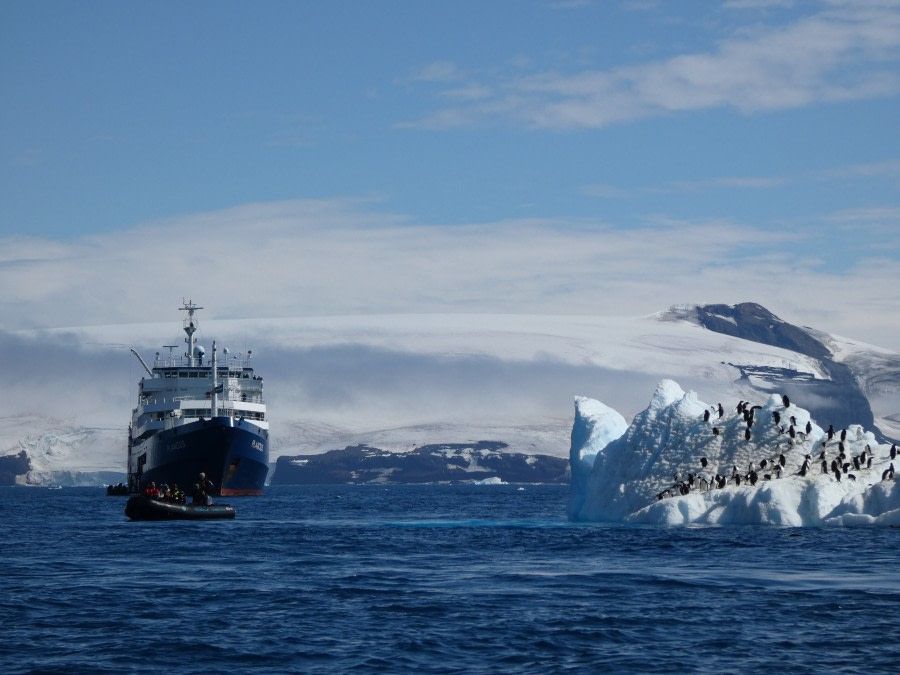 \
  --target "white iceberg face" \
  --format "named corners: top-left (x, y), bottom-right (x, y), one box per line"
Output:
top-left (569, 379), bottom-right (900, 526)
